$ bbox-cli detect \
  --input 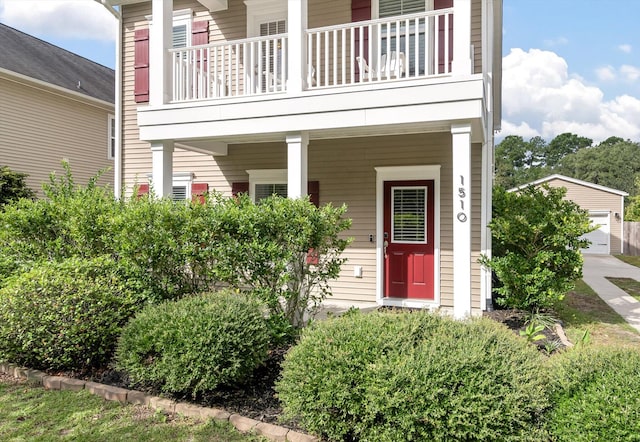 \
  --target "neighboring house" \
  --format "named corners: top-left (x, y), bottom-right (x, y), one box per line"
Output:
top-left (511, 174), bottom-right (628, 255)
top-left (100, 0), bottom-right (502, 318)
top-left (0, 23), bottom-right (115, 194)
